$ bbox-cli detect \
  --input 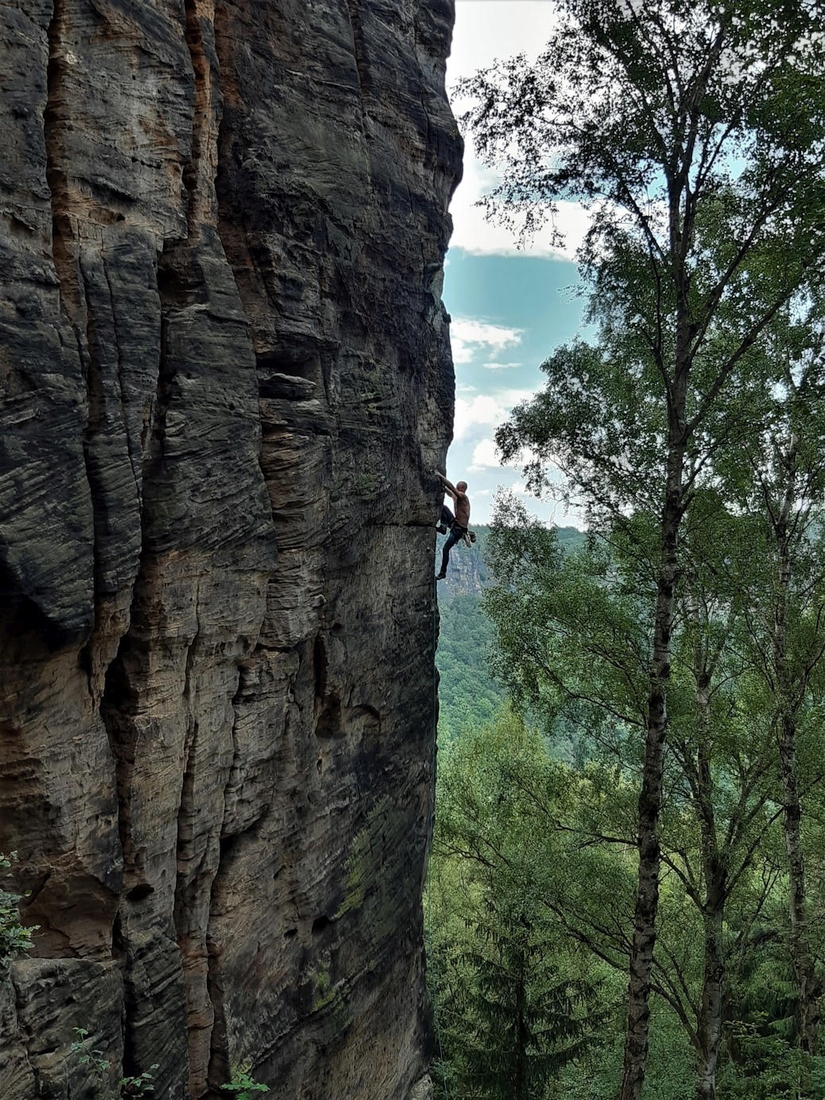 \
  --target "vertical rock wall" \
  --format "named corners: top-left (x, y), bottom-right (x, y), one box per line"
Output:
top-left (0, 1), bottom-right (461, 1096)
